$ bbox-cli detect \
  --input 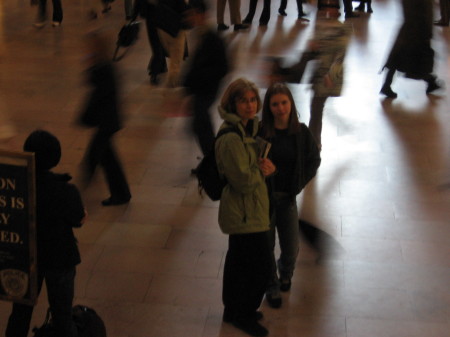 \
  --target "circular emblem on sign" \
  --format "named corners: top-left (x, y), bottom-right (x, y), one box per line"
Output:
top-left (0, 269), bottom-right (28, 298)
